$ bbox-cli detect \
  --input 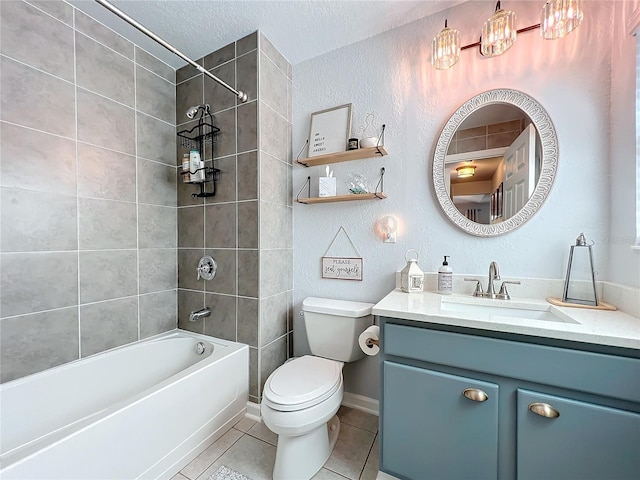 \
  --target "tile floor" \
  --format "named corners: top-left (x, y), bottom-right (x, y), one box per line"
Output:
top-left (171, 406), bottom-right (379, 480)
